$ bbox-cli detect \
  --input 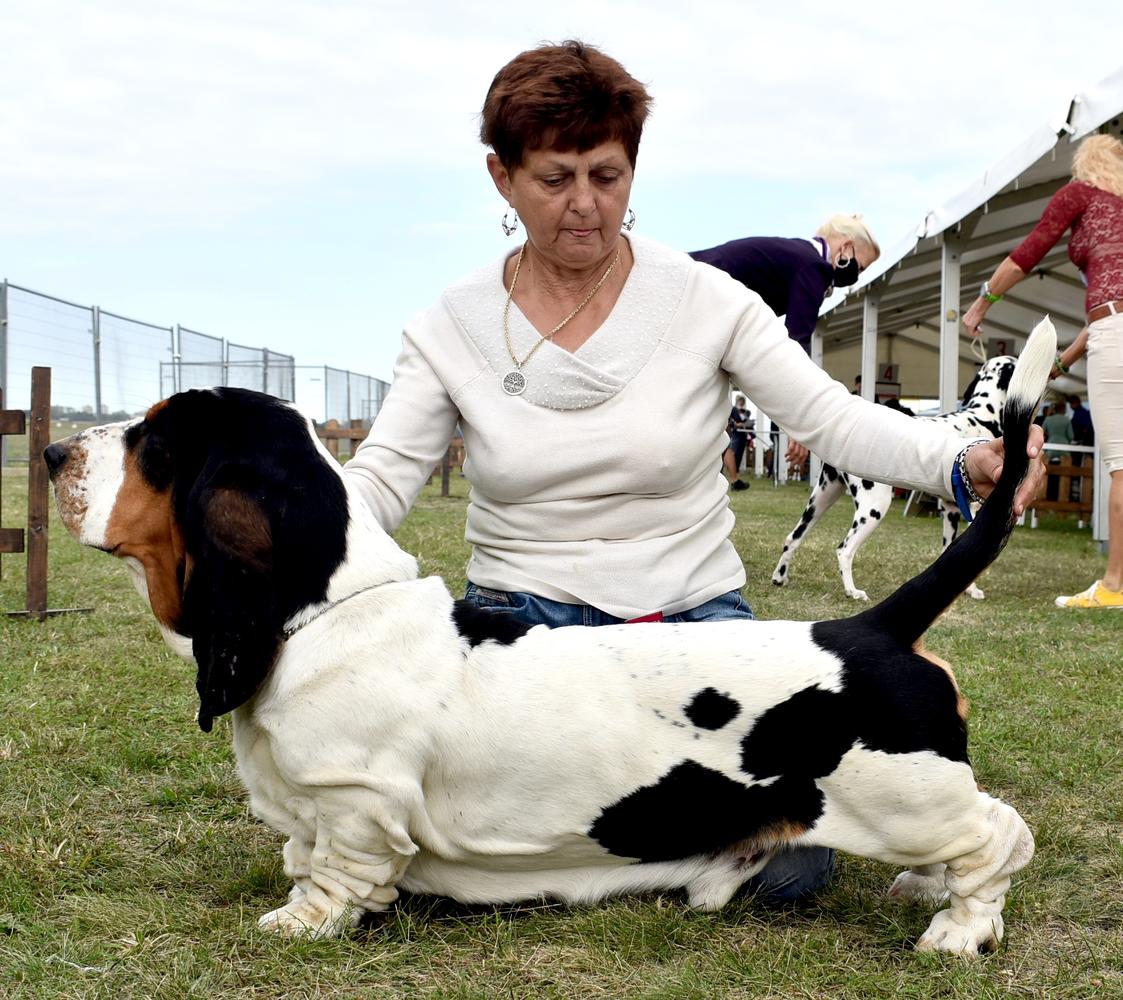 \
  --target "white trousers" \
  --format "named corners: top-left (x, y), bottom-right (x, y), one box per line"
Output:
top-left (1087, 312), bottom-right (1123, 474)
